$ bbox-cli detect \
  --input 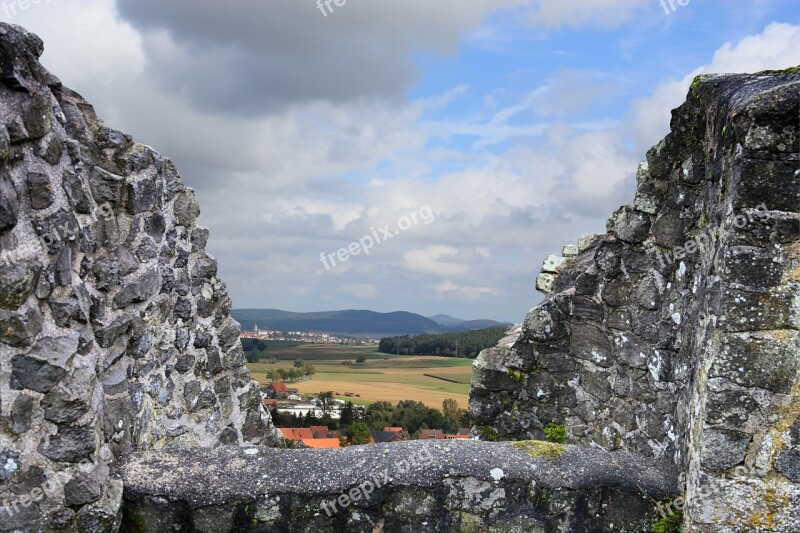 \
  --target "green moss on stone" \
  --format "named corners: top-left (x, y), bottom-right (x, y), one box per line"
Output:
top-left (756, 65), bottom-right (800, 75)
top-left (477, 425), bottom-right (505, 442)
top-left (690, 75), bottom-right (707, 99)
top-left (511, 440), bottom-right (566, 460)
top-left (543, 423), bottom-right (567, 444)
top-left (507, 368), bottom-right (528, 383)
top-left (651, 508), bottom-right (682, 533)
